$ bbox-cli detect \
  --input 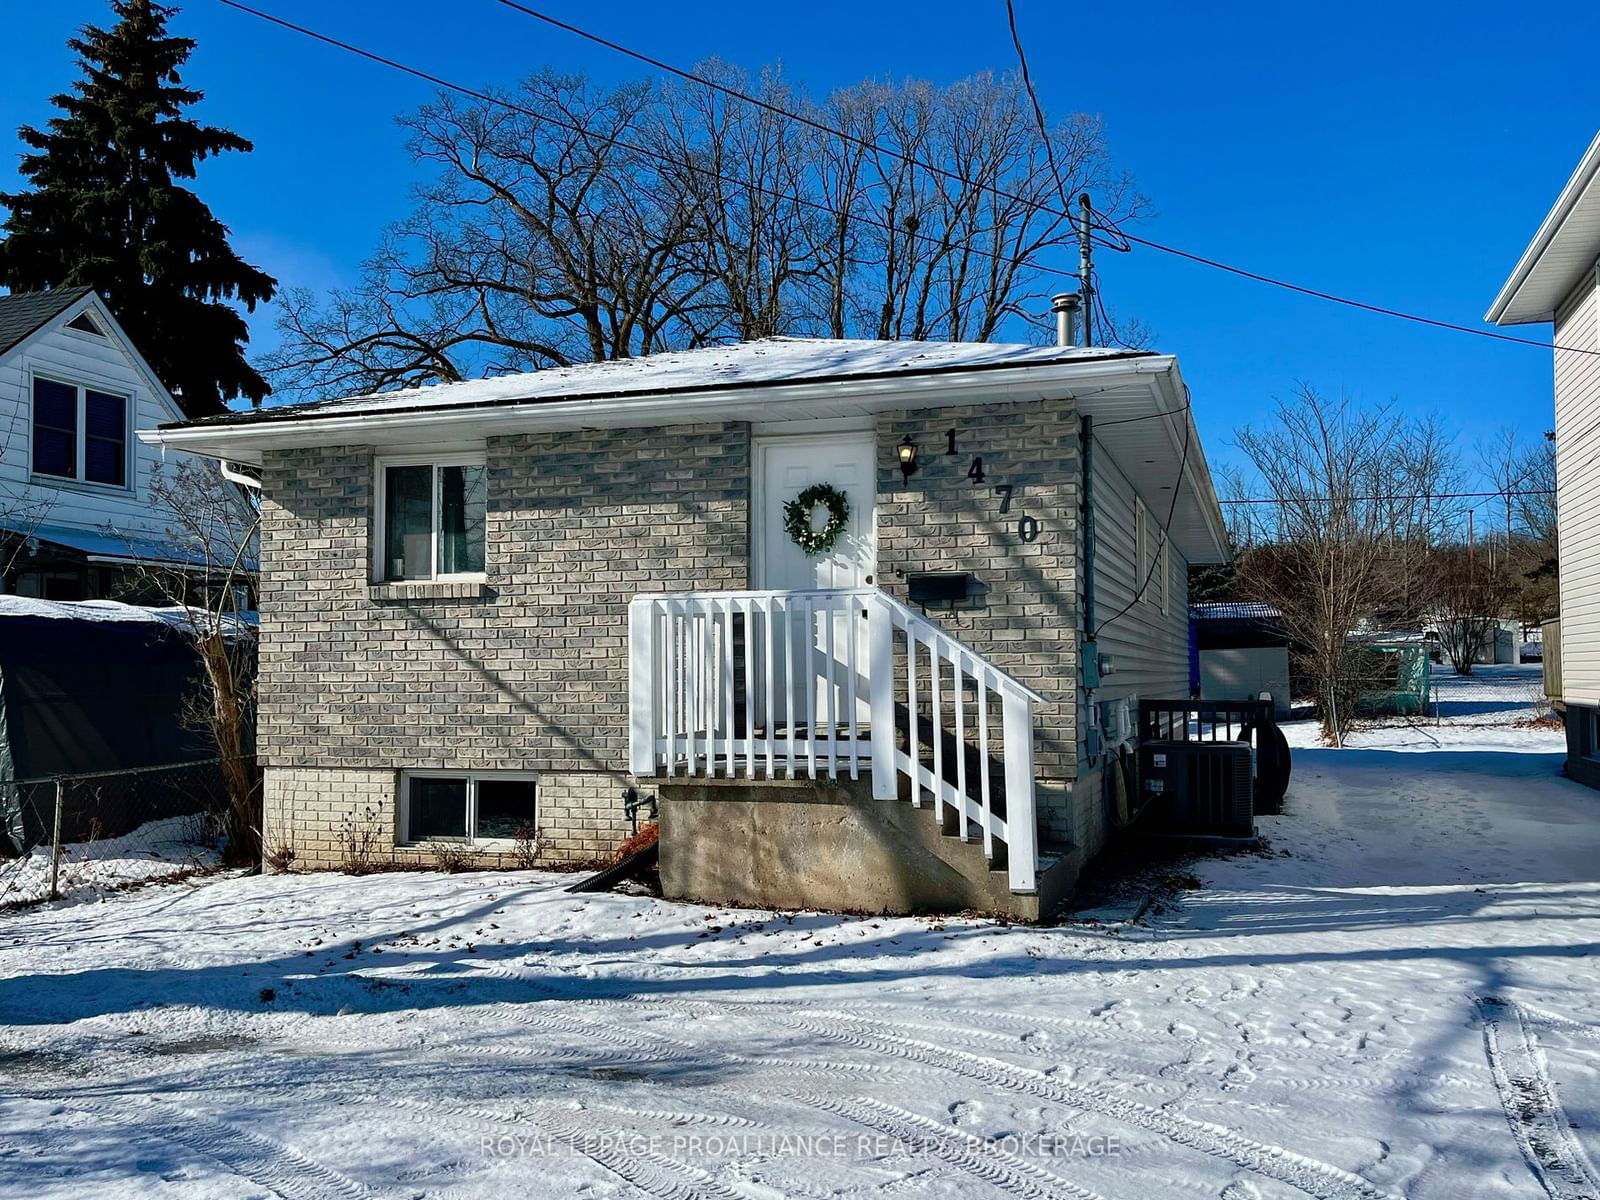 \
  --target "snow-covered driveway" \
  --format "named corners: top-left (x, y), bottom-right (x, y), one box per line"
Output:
top-left (1, 670), bottom-right (1597, 1198)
